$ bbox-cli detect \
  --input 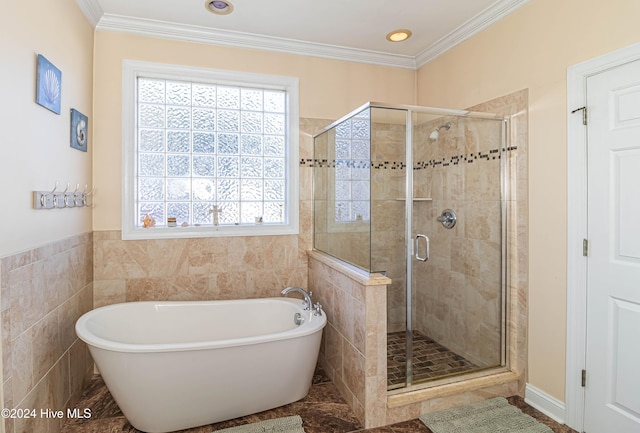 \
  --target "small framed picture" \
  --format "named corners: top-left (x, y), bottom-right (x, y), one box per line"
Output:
top-left (35, 54), bottom-right (62, 114)
top-left (70, 109), bottom-right (88, 152)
